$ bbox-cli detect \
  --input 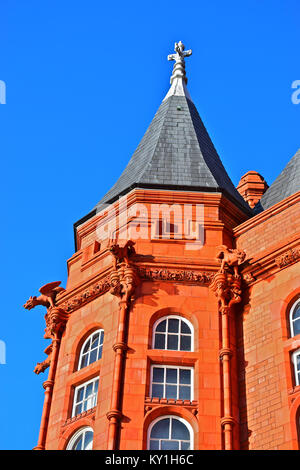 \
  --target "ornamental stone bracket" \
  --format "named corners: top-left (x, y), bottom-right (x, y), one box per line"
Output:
top-left (210, 245), bottom-right (246, 311)
top-left (109, 240), bottom-right (140, 305)
top-left (210, 271), bottom-right (243, 313)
